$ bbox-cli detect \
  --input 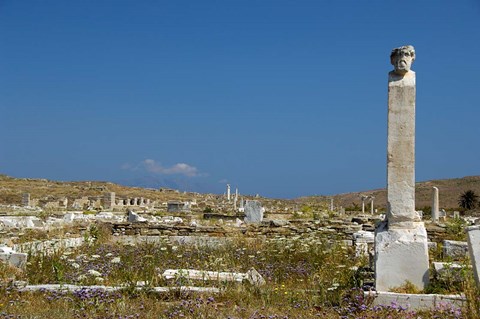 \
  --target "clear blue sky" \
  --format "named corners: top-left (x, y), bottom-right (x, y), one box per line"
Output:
top-left (1, 1), bottom-right (479, 198)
